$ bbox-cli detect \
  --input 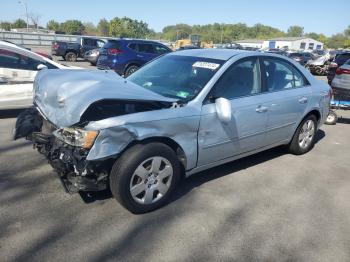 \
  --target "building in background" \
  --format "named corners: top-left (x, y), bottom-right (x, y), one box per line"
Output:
top-left (262, 37), bottom-right (324, 50)
top-left (235, 39), bottom-right (264, 49)
top-left (235, 37), bottom-right (324, 51)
